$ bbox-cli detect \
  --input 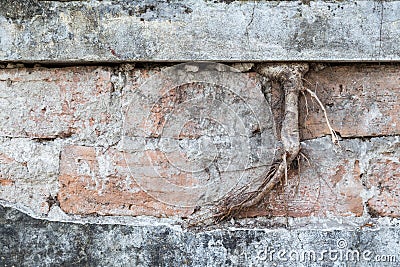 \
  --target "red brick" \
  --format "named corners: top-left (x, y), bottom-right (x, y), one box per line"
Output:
top-left (0, 179), bottom-right (14, 186)
top-left (0, 66), bottom-right (117, 142)
top-left (58, 145), bottom-right (194, 217)
top-left (300, 65), bottom-right (400, 139)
